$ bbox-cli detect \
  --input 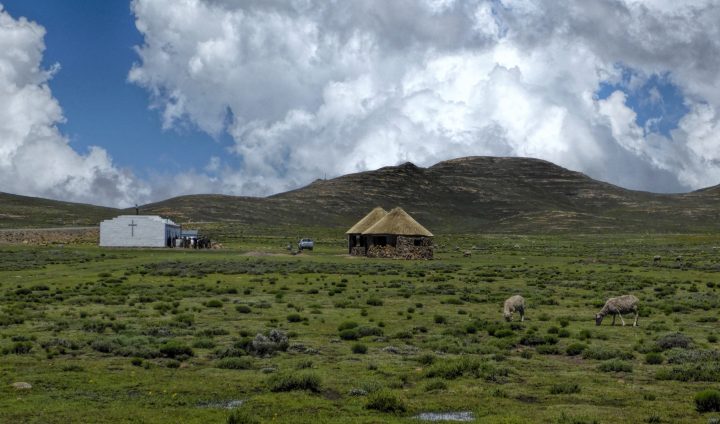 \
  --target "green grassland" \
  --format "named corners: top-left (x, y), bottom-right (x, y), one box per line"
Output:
top-left (2, 231), bottom-right (720, 423)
